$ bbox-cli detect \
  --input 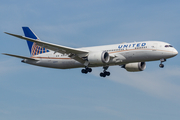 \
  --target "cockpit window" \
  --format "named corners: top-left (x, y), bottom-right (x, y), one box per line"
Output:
top-left (165, 45), bottom-right (173, 47)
